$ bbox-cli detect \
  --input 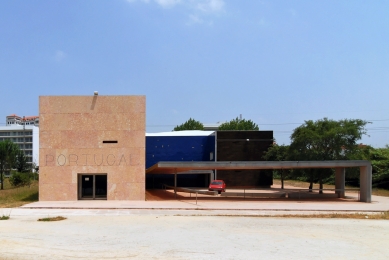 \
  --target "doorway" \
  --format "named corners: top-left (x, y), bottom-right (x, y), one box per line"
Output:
top-left (78, 174), bottom-right (107, 200)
